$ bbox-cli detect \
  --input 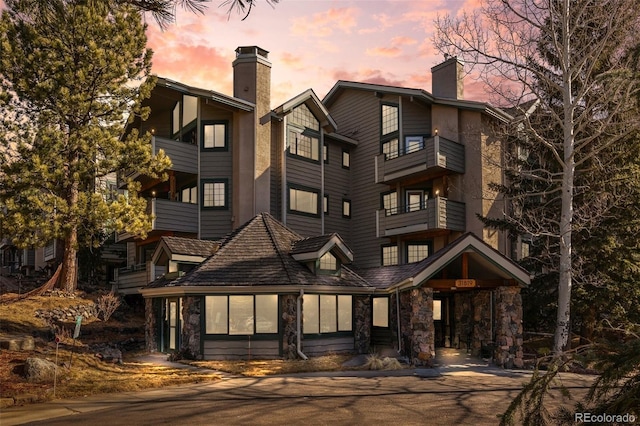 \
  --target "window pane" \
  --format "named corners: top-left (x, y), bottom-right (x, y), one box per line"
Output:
top-left (324, 195), bottom-right (328, 214)
top-left (203, 182), bottom-right (226, 207)
top-left (319, 252), bottom-right (337, 270)
top-left (290, 132), bottom-right (319, 160)
top-left (183, 95), bottom-right (198, 128)
top-left (383, 192), bottom-right (397, 215)
top-left (338, 295), bottom-right (352, 331)
top-left (204, 124), bottom-right (226, 149)
top-left (172, 102), bottom-right (180, 135)
top-left (433, 300), bottom-right (442, 321)
top-left (290, 188), bottom-right (318, 214)
top-left (383, 138), bottom-right (399, 159)
top-left (342, 150), bottom-right (350, 168)
top-left (290, 103), bottom-right (320, 130)
top-left (407, 243), bottom-right (430, 263)
top-left (303, 294), bottom-right (319, 334)
top-left (382, 245), bottom-right (398, 266)
top-left (343, 200), bottom-right (351, 217)
top-left (255, 294), bottom-right (278, 334)
top-left (205, 296), bottom-right (228, 334)
top-left (373, 298), bottom-right (389, 327)
top-left (229, 295), bottom-right (254, 335)
top-left (381, 104), bottom-right (398, 135)
top-left (320, 295), bottom-right (337, 333)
